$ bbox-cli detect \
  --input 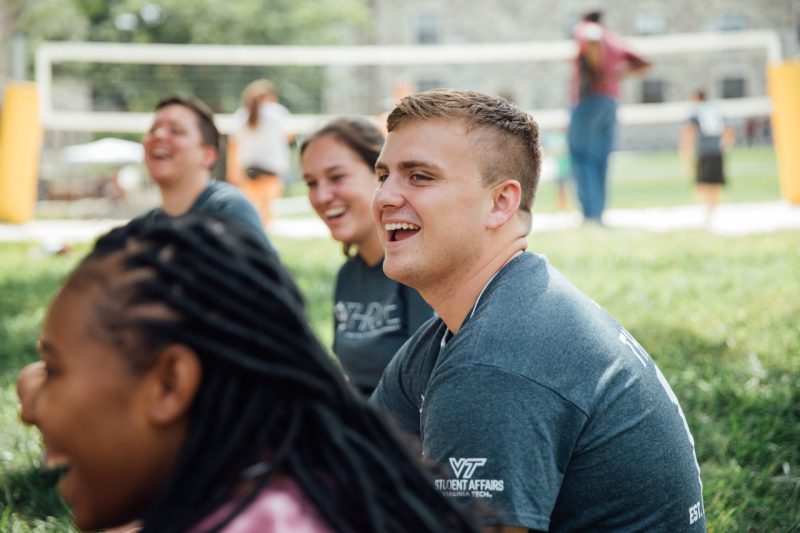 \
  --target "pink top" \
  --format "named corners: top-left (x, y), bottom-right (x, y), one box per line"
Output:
top-left (189, 477), bottom-right (332, 533)
top-left (570, 21), bottom-right (647, 103)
